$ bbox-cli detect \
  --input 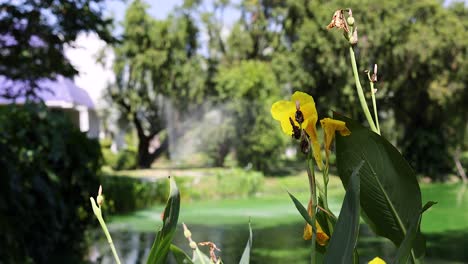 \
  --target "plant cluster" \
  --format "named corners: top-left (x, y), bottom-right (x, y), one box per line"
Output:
top-left (0, 104), bottom-right (101, 263)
